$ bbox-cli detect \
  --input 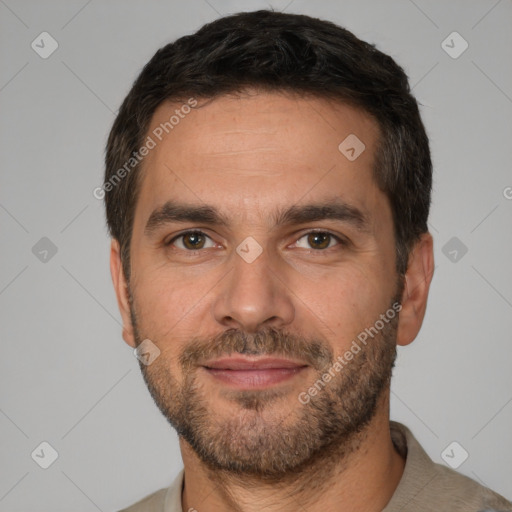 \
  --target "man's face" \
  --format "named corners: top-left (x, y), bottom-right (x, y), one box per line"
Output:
top-left (124, 92), bottom-right (401, 477)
